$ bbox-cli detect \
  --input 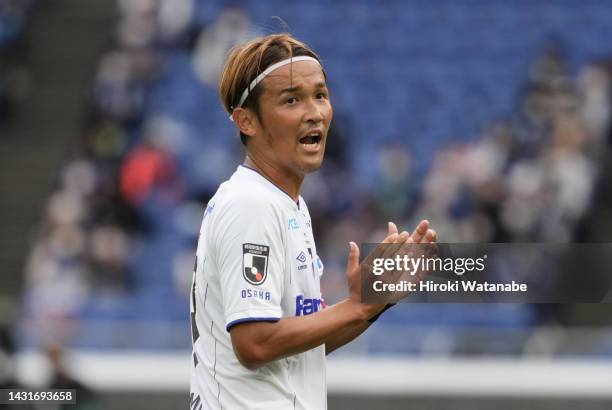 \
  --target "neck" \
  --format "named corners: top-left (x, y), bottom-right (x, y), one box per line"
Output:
top-left (244, 154), bottom-right (303, 202)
